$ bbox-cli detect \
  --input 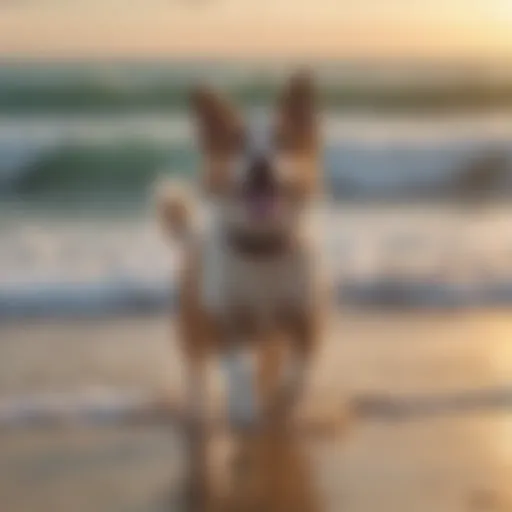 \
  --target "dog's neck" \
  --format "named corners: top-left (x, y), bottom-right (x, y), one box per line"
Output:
top-left (224, 227), bottom-right (295, 259)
